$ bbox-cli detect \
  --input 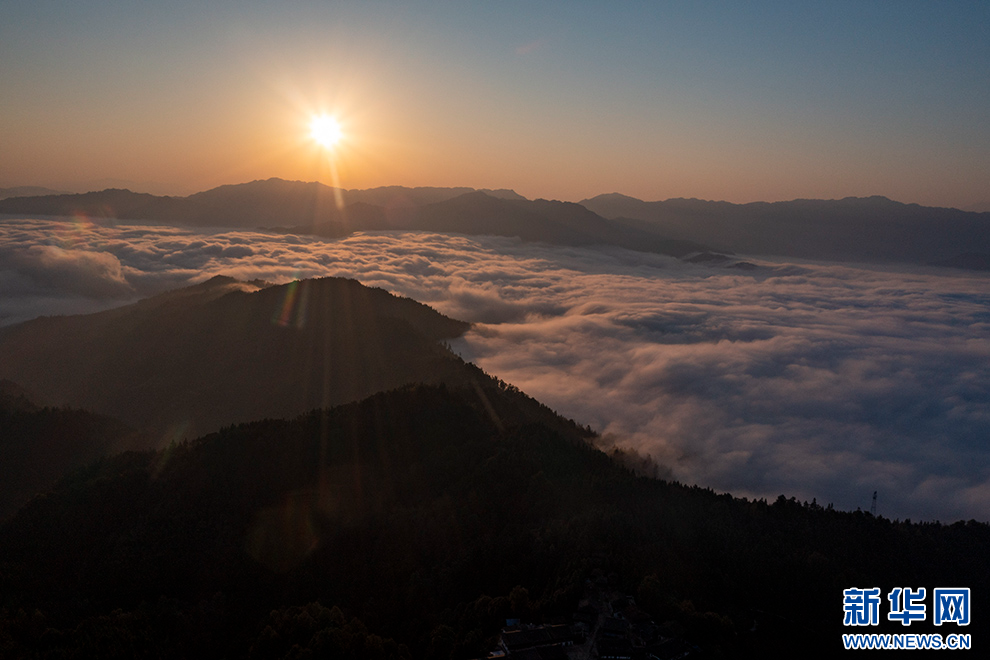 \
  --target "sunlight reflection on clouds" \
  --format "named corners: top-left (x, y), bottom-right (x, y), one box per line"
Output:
top-left (1, 217), bottom-right (988, 521)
